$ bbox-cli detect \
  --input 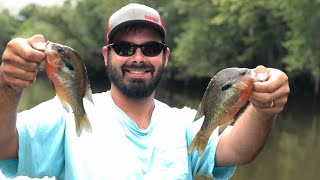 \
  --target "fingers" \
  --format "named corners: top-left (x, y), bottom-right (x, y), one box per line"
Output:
top-left (250, 84), bottom-right (289, 110)
top-left (255, 65), bottom-right (270, 81)
top-left (1, 34), bottom-right (47, 90)
top-left (28, 34), bottom-right (46, 51)
top-left (6, 35), bottom-right (46, 63)
top-left (2, 48), bottom-right (41, 72)
top-left (249, 66), bottom-right (290, 115)
top-left (0, 66), bottom-right (36, 90)
top-left (254, 68), bottom-right (288, 93)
